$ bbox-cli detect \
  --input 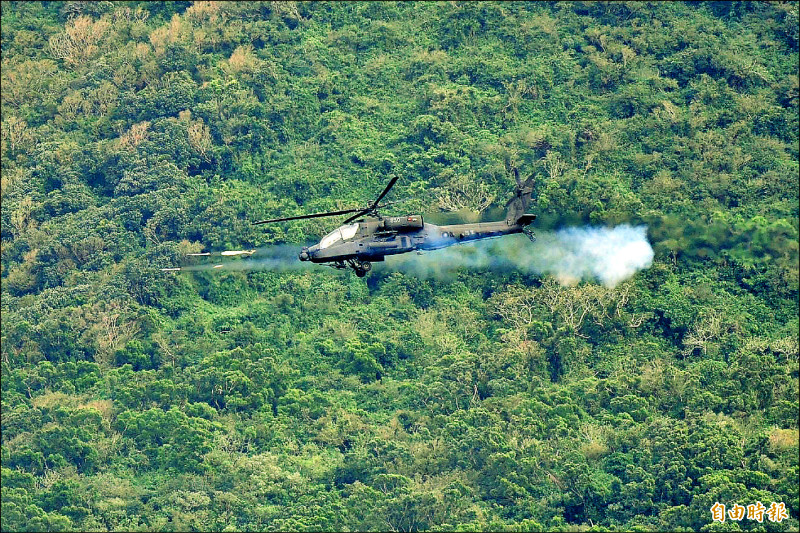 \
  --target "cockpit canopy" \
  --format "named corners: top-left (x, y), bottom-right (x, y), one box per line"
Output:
top-left (319, 223), bottom-right (359, 249)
